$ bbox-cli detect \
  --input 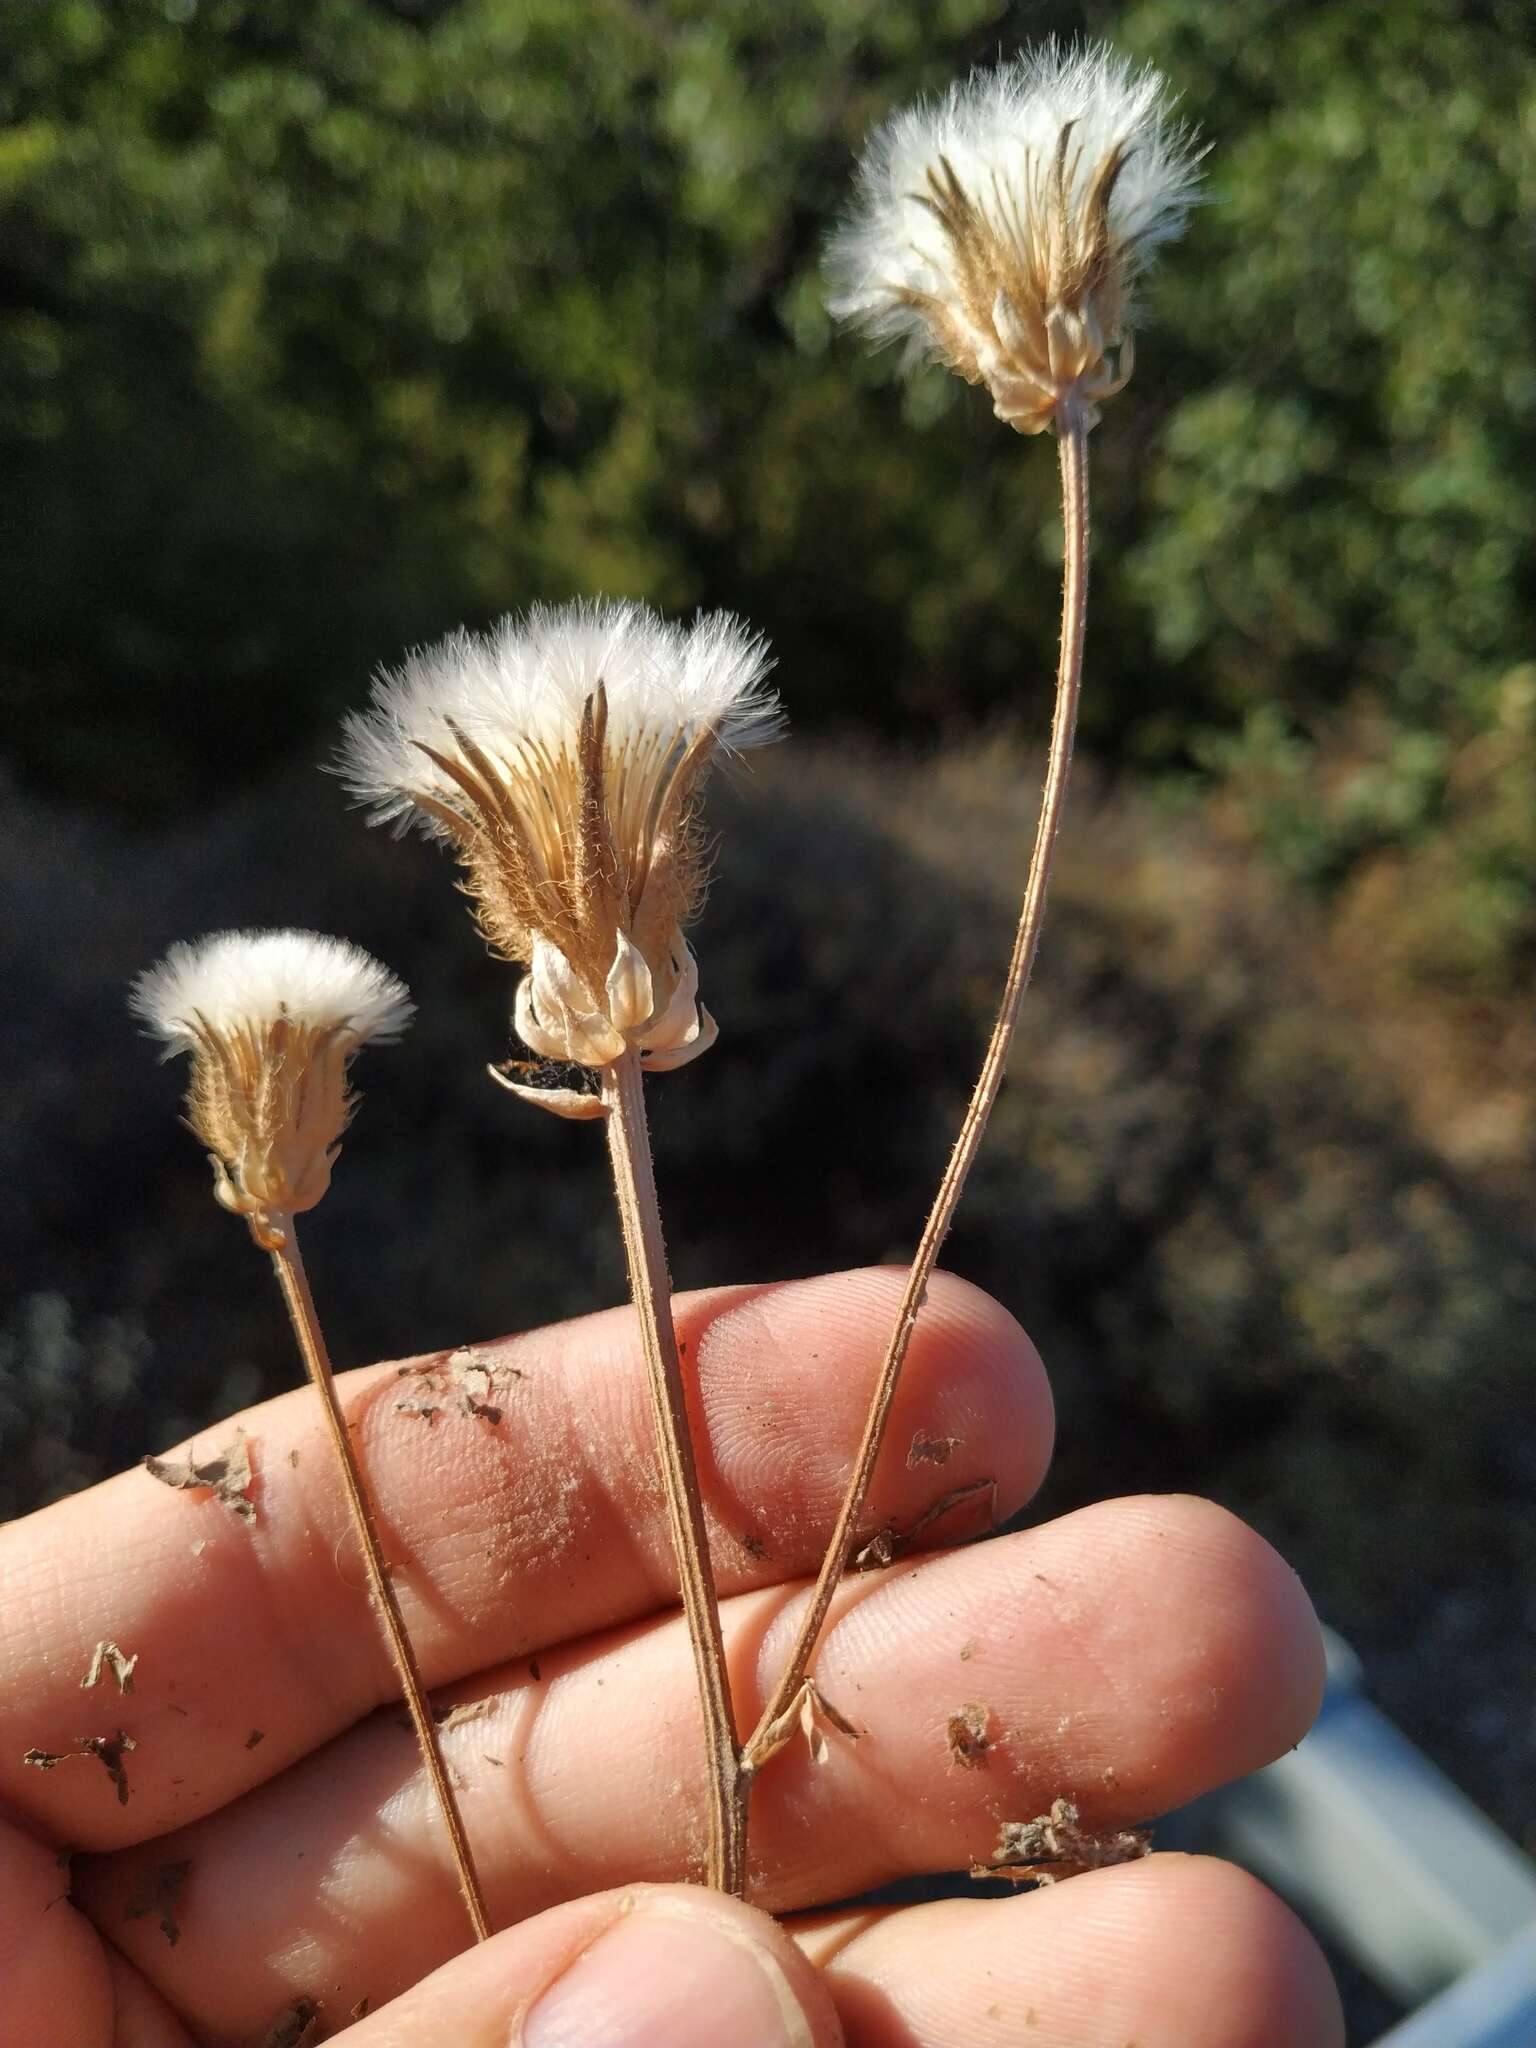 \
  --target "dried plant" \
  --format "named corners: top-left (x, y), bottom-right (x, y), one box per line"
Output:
top-left (745, 42), bottom-right (1204, 1775)
top-left (826, 41), bottom-right (1201, 434)
top-left (342, 600), bottom-right (778, 1115)
top-left (131, 930), bottom-right (492, 1943)
top-left (341, 601), bottom-right (781, 1893)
